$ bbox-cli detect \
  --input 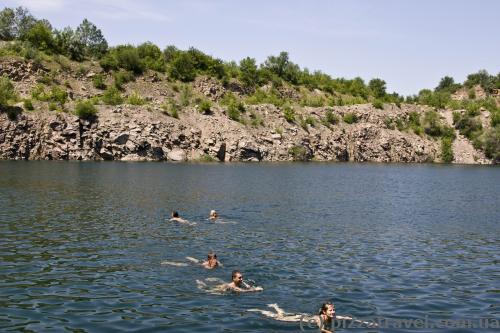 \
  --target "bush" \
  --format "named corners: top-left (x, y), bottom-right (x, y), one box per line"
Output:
top-left (483, 127), bottom-right (500, 162)
top-left (0, 74), bottom-right (16, 106)
top-left (179, 84), bottom-right (192, 107)
top-left (50, 86), bottom-right (68, 106)
top-left (288, 145), bottom-right (309, 161)
top-left (127, 92), bottom-right (146, 105)
top-left (199, 100), bottom-right (212, 114)
top-left (102, 86), bottom-right (123, 105)
top-left (169, 52), bottom-right (196, 82)
top-left (92, 73), bottom-right (106, 89)
top-left (23, 99), bottom-right (34, 110)
top-left (453, 113), bottom-right (483, 140)
top-left (324, 109), bottom-right (339, 125)
top-left (48, 102), bottom-right (57, 110)
top-left (75, 100), bottom-right (97, 119)
top-left (161, 99), bottom-right (179, 118)
top-left (227, 102), bottom-right (241, 121)
top-left (100, 45), bottom-right (145, 74)
top-left (250, 111), bottom-right (264, 127)
top-left (245, 88), bottom-right (284, 107)
top-left (282, 103), bottom-right (295, 122)
top-left (343, 113), bottom-right (358, 124)
top-left (299, 94), bottom-right (325, 107)
top-left (372, 99), bottom-right (384, 109)
top-left (441, 137), bottom-right (454, 163)
top-left (113, 70), bottom-right (134, 90)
